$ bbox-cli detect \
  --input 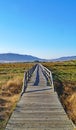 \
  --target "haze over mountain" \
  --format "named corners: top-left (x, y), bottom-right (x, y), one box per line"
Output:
top-left (0, 53), bottom-right (43, 62)
top-left (51, 56), bottom-right (76, 61)
top-left (0, 53), bottom-right (76, 62)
